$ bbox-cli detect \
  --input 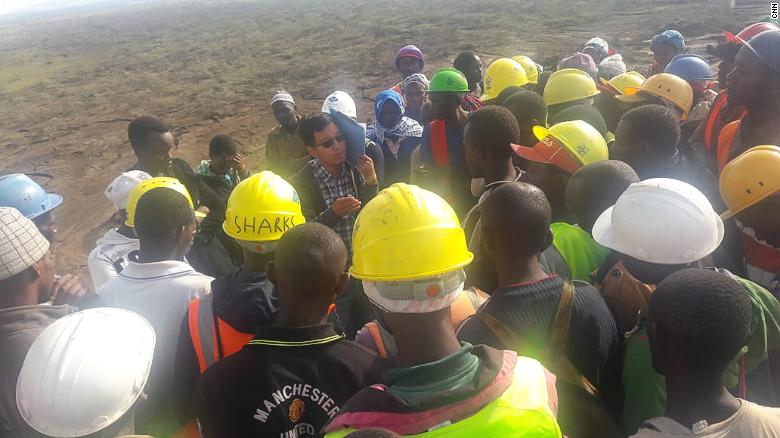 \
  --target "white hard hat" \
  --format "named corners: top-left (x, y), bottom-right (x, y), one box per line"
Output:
top-left (16, 308), bottom-right (155, 437)
top-left (322, 90), bottom-right (357, 119)
top-left (105, 170), bottom-right (152, 210)
top-left (592, 178), bottom-right (724, 264)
